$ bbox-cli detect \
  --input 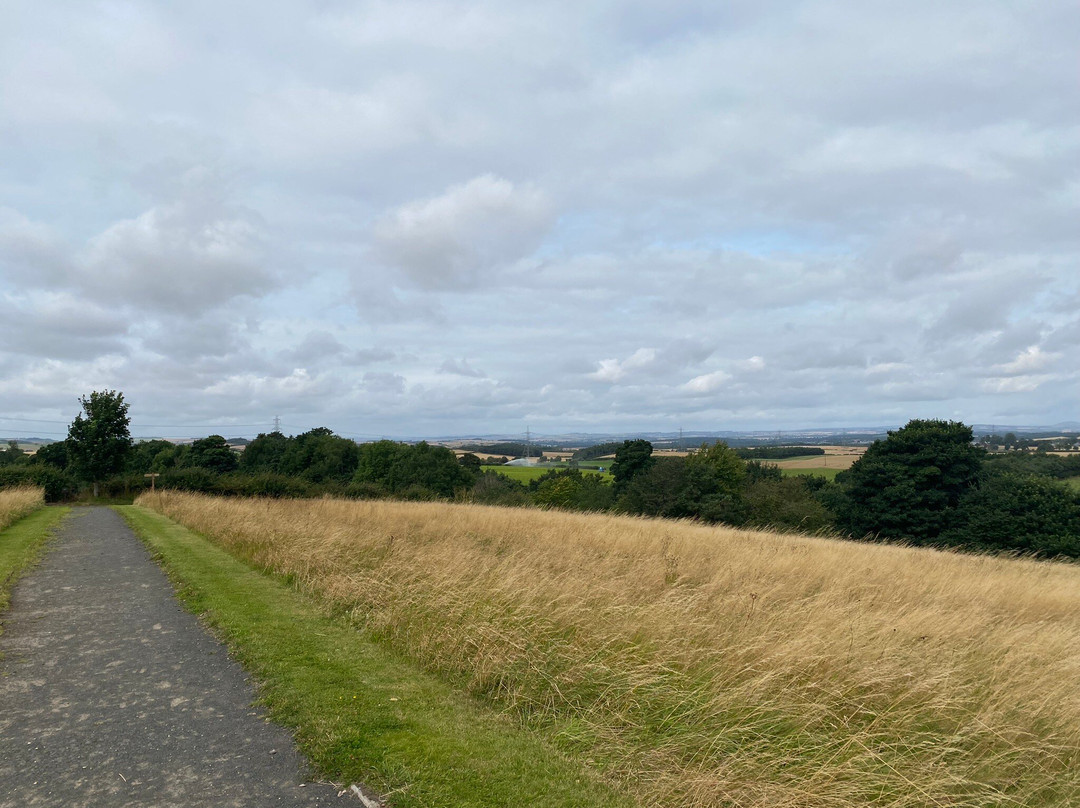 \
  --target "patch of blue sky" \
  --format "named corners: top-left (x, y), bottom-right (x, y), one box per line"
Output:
top-left (651, 230), bottom-right (846, 258)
